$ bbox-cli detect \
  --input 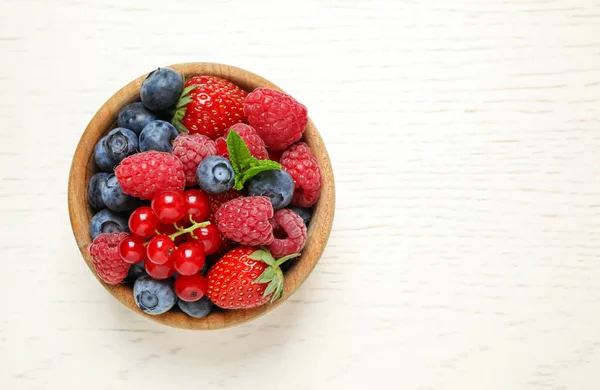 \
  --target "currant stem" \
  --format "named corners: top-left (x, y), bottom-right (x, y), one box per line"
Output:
top-left (168, 220), bottom-right (211, 241)
top-left (275, 253), bottom-right (301, 267)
